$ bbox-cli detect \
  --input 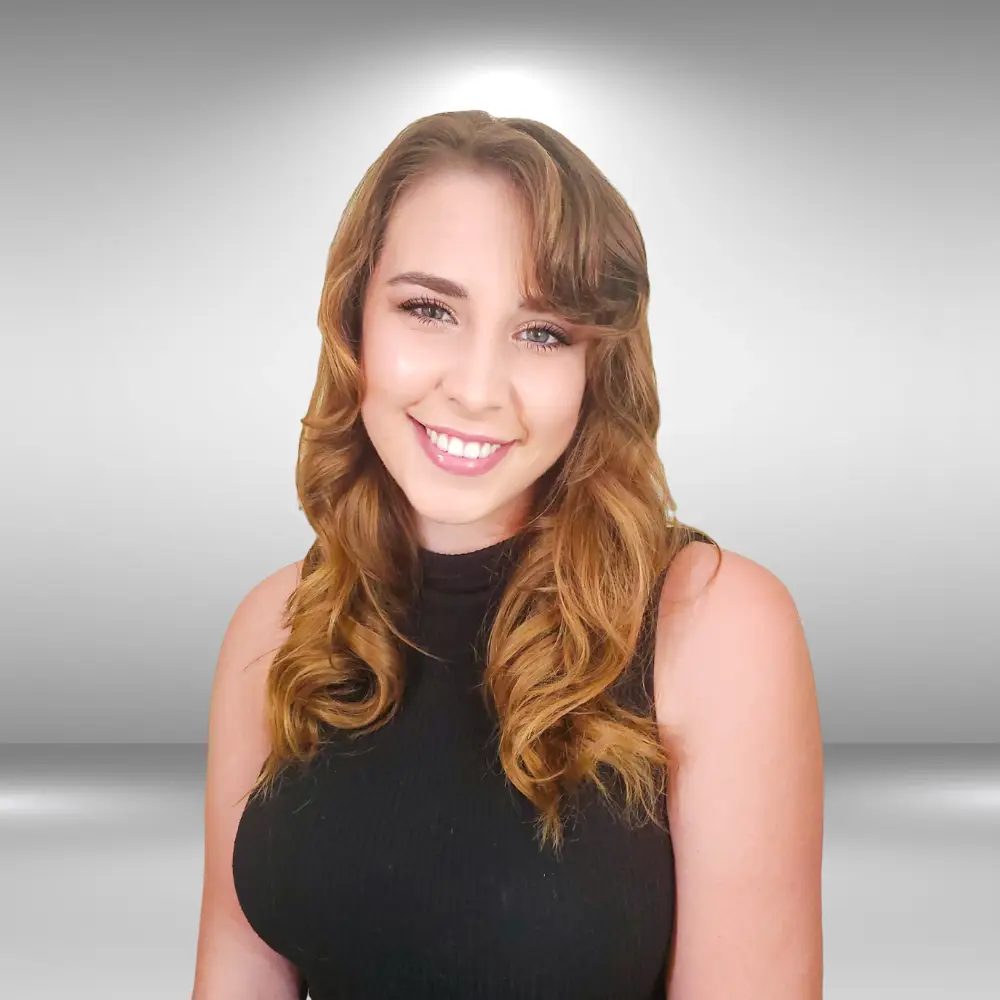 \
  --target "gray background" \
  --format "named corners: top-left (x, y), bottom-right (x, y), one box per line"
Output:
top-left (2, 3), bottom-right (997, 736)
top-left (2, 3), bottom-right (1000, 998)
